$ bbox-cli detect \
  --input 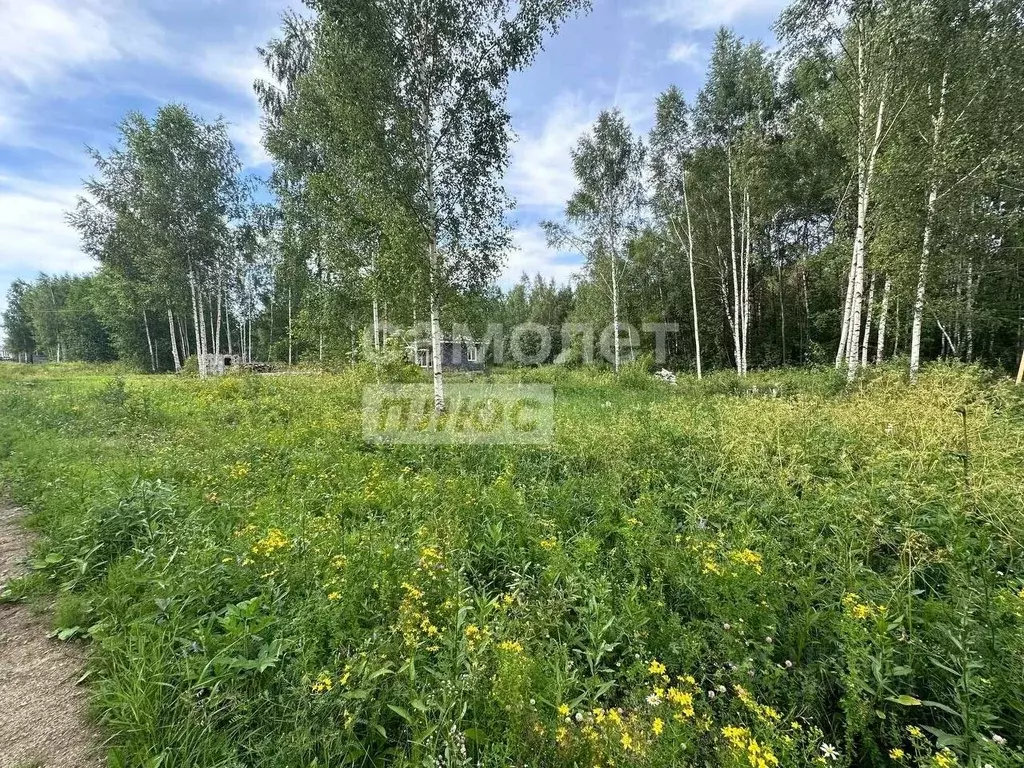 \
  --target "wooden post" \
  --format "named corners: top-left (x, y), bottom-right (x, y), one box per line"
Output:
top-left (1016, 346), bottom-right (1024, 386)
